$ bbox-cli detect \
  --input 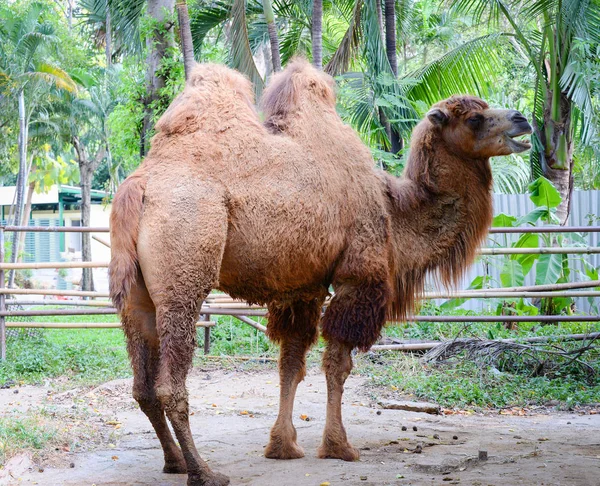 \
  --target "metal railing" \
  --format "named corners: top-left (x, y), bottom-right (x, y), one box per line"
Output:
top-left (1, 224), bottom-right (599, 360)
